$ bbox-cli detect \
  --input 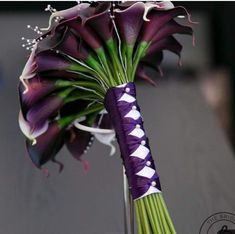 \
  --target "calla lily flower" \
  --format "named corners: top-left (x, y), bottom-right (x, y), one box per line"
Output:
top-left (19, 1), bottom-right (194, 171)
top-left (26, 121), bottom-right (65, 168)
